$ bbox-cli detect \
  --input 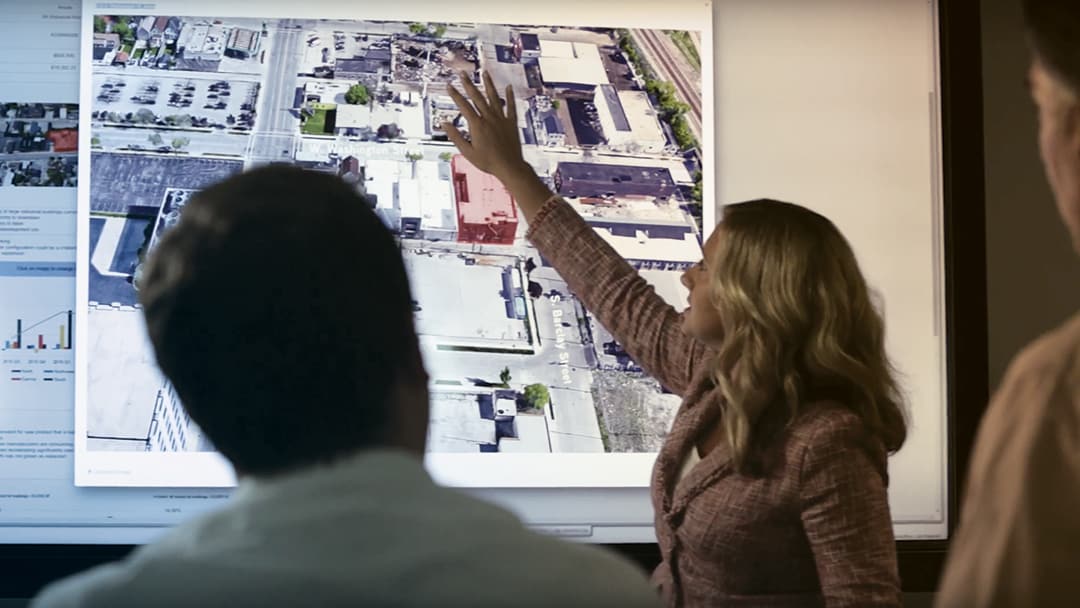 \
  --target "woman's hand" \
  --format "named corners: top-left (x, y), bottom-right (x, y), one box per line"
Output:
top-left (441, 70), bottom-right (555, 222)
top-left (442, 70), bottom-right (528, 181)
